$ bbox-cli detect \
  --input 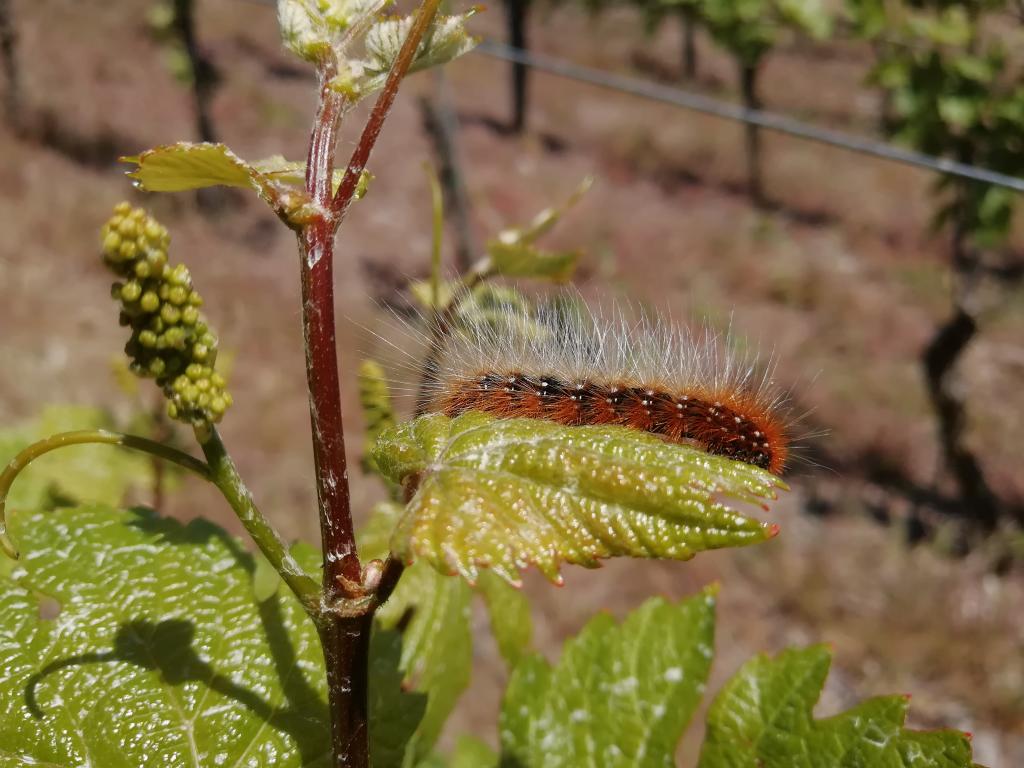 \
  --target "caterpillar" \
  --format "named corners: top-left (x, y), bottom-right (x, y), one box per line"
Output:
top-left (375, 287), bottom-right (791, 475)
